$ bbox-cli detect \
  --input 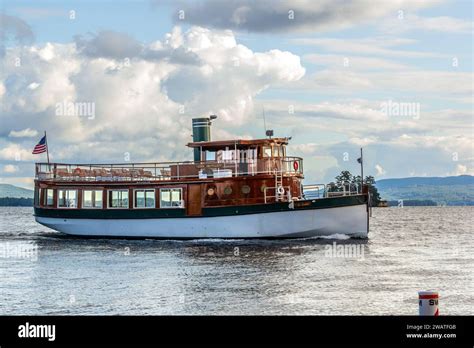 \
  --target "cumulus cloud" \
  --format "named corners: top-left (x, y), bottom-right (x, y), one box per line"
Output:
top-left (172, 0), bottom-right (439, 33)
top-left (0, 26), bottom-right (305, 172)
